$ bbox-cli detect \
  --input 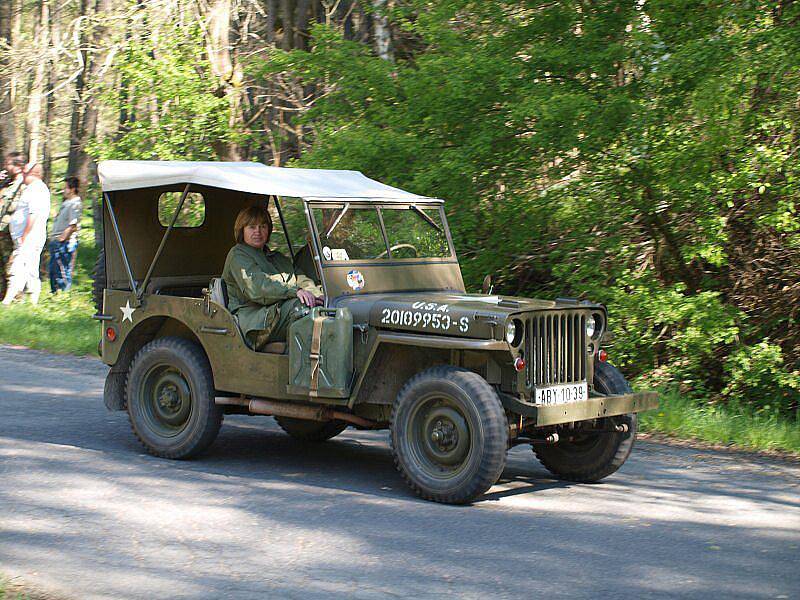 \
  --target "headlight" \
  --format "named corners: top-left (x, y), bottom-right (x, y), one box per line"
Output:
top-left (506, 319), bottom-right (524, 346)
top-left (586, 314), bottom-right (596, 338)
top-left (506, 321), bottom-right (517, 344)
